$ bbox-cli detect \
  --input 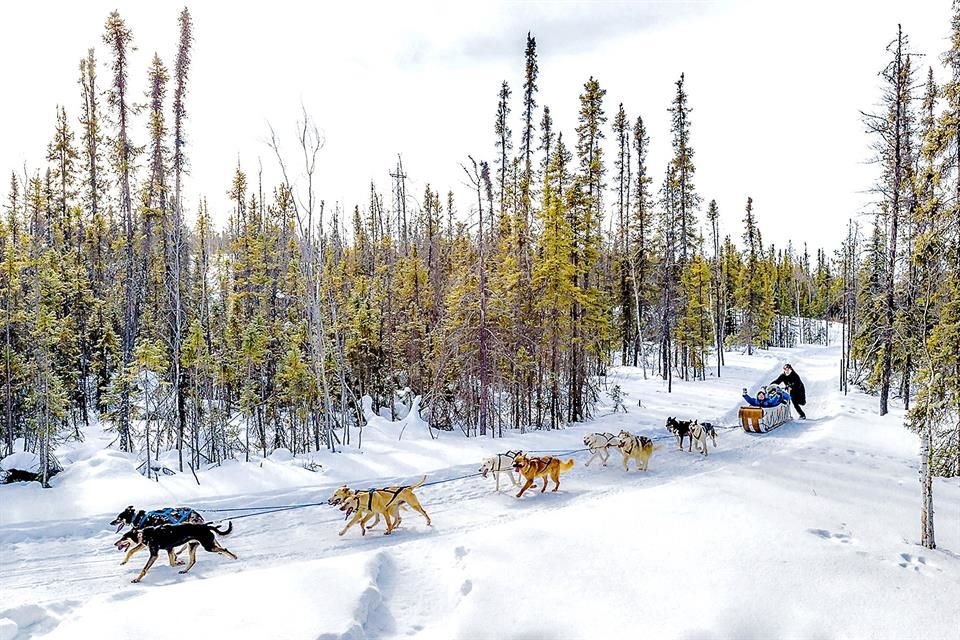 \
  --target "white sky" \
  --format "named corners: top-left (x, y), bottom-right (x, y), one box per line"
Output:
top-left (0, 0), bottom-right (952, 254)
